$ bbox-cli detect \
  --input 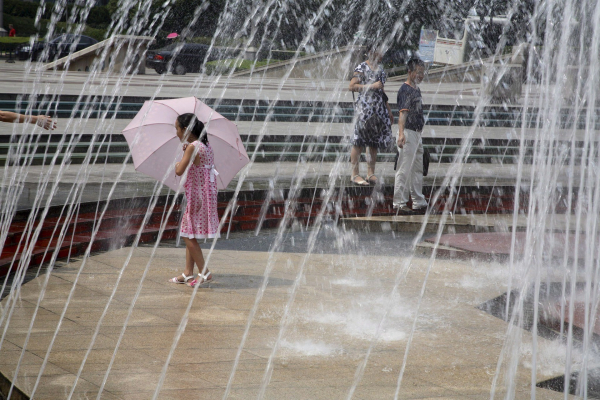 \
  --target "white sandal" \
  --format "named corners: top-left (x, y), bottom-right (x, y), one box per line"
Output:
top-left (366, 174), bottom-right (378, 185)
top-left (351, 175), bottom-right (369, 186)
top-left (189, 272), bottom-right (212, 288)
top-left (169, 273), bottom-right (194, 284)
